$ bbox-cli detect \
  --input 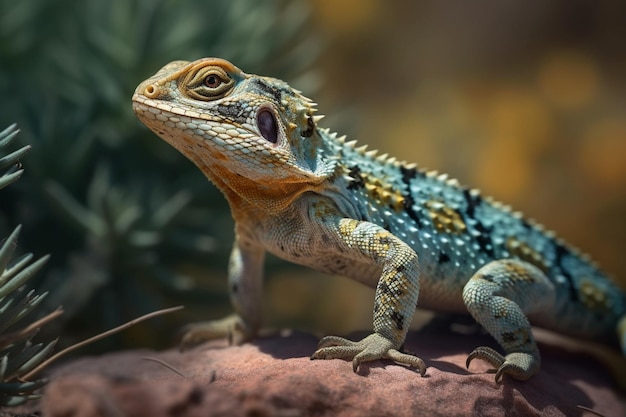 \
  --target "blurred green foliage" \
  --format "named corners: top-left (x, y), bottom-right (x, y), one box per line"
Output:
top-left (0, 0), bottom-right (321, 349)
top-left (0, 124), bottom-right (56, 406)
